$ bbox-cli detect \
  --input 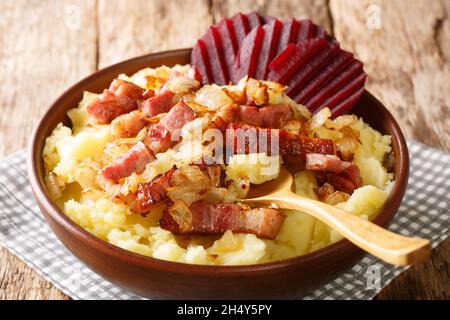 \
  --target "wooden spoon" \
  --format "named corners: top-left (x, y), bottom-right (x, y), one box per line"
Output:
top-left (240, 167), bottom-right (430, 266)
